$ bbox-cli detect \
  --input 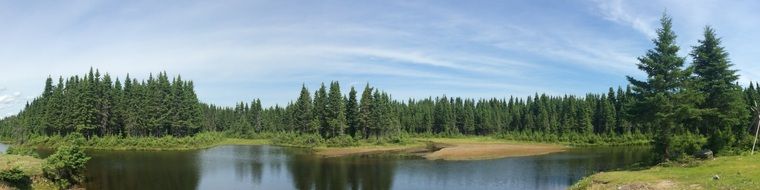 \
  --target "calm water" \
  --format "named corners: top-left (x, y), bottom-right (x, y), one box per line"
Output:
top-left (77, 145), bottom-right (651, 190)
top-left (0, 143), bottom-right (7, 153)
